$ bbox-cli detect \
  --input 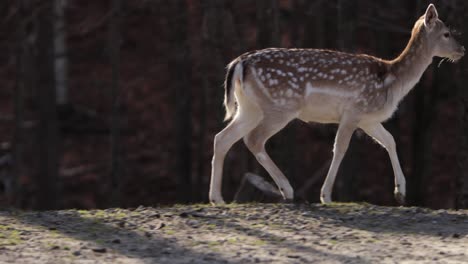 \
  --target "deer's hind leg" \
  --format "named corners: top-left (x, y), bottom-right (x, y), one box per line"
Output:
top-left (243, 110), bottom-right (297, 201)
top-left (209, 90), bottom-right (262, 205)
